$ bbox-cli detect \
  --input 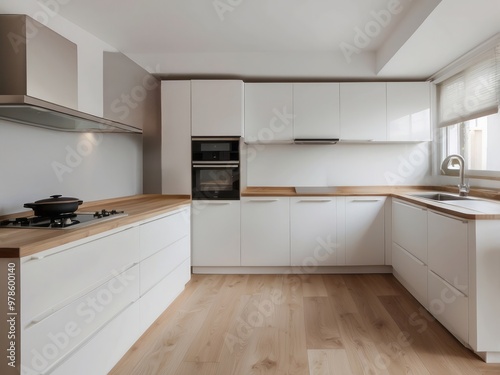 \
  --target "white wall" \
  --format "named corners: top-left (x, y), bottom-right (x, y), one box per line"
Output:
top-left (0, 120), bottom-right (142, 215)
top-left (0, 2), bottom-right (143, 215)
top-left (245, 142), bottom-right (432, 187)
